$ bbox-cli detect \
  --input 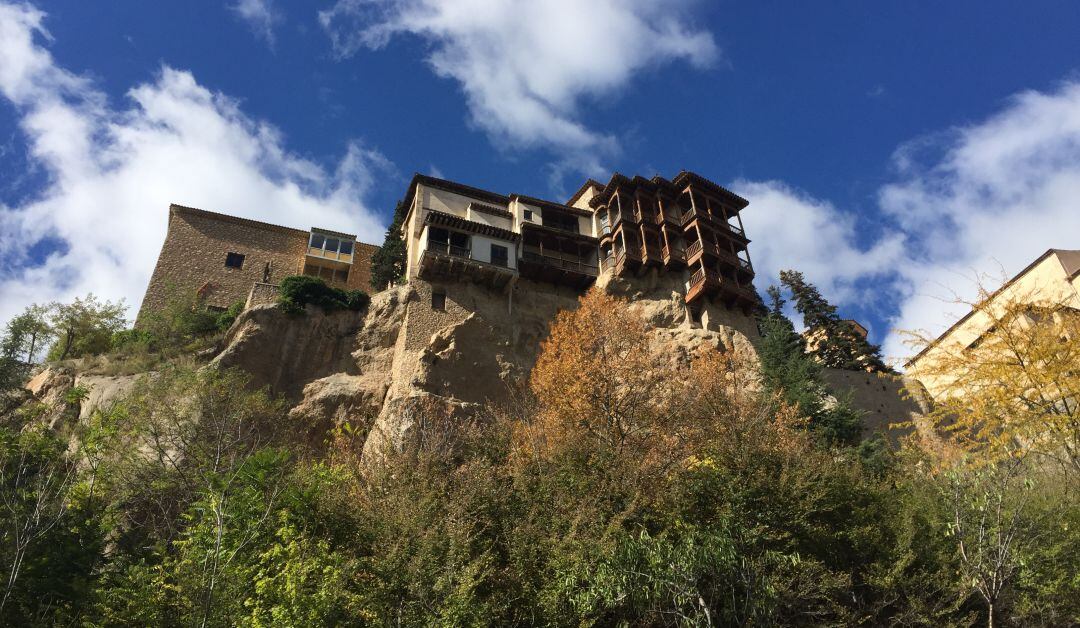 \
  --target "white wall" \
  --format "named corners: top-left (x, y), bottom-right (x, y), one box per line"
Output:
top-left (516, 201), bottom-right (541, 230)
top-left (470, 234), bottom-right (517, 270)
top-left (467, 208), bottom-right (513, 231)
top-left (423, 186), bottom-right (509, 219)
